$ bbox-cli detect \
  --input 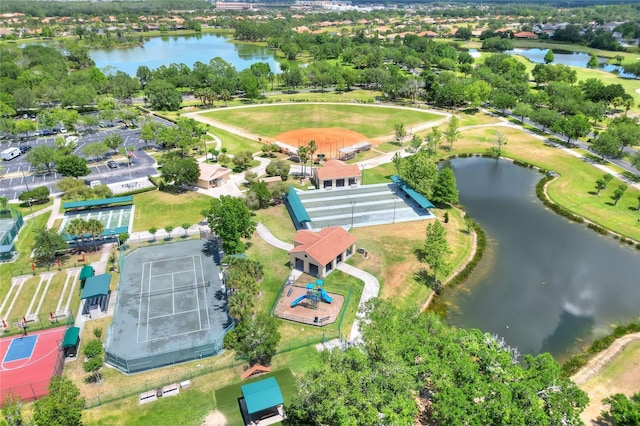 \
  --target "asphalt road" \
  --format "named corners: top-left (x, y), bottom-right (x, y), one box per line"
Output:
top-left (0, 124), bottom-right (161, 200)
